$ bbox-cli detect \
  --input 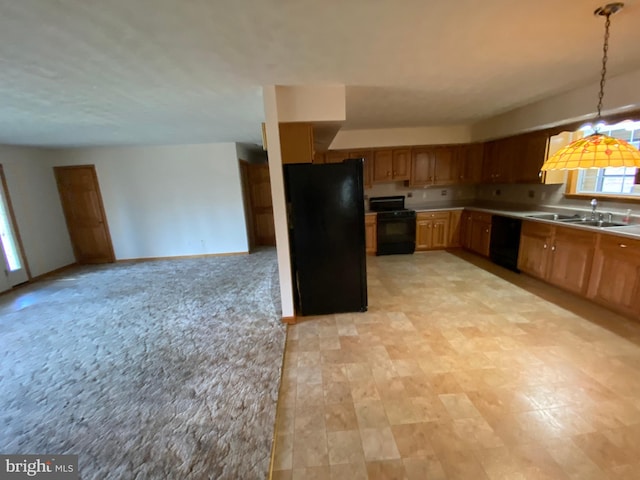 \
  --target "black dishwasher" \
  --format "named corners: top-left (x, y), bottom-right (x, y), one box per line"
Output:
top-left (489, 215), bottom-right (522, 272)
